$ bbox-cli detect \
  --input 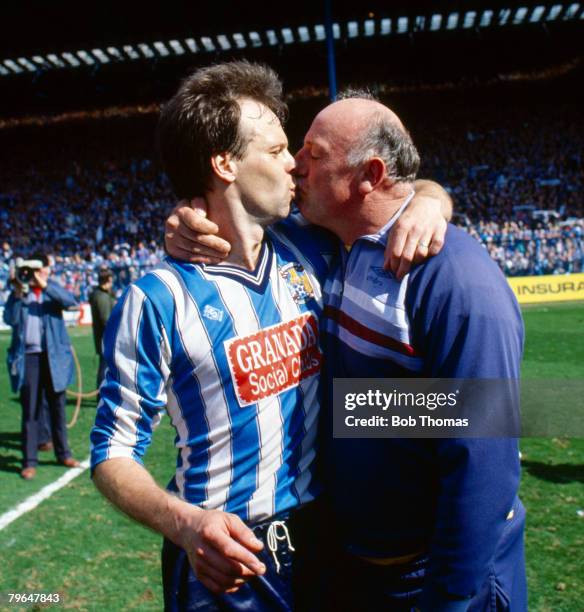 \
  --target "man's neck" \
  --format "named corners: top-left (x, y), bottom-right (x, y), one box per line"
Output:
top-left (339, 183), bottom-right (413, 246)
top-left (206, 190), bottom-right (267, 271)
